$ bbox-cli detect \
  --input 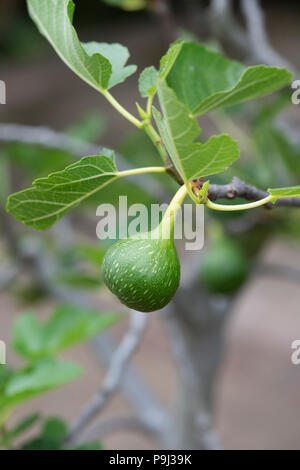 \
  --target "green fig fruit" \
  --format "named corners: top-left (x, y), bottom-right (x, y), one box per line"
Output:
top-left (200, 238), bottom-right (249, 294)
top-left (101, 235), bottom-right (180, 312)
